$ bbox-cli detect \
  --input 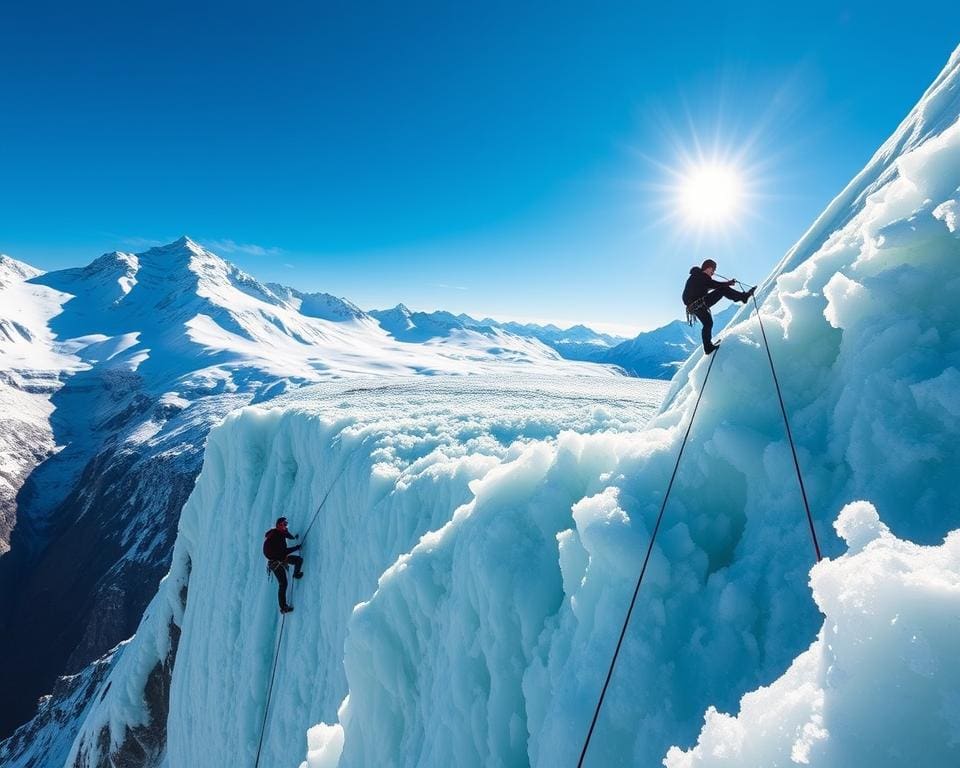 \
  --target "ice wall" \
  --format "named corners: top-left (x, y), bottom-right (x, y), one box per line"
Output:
top-left (67, 377), bottom-right (666, 767)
